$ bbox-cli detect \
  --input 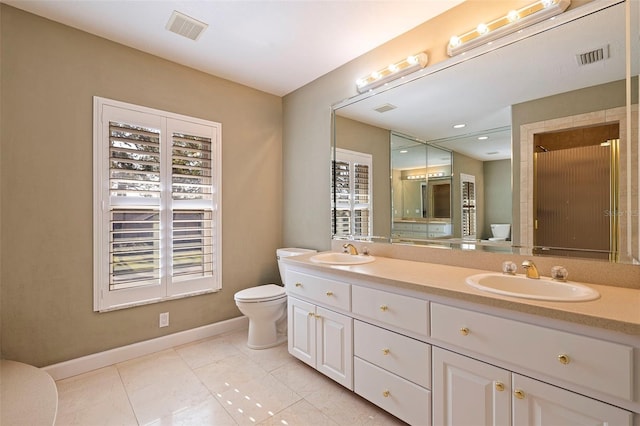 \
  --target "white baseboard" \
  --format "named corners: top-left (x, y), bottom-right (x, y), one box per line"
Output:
top-left (43, 316), bottom-right (248, 381)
